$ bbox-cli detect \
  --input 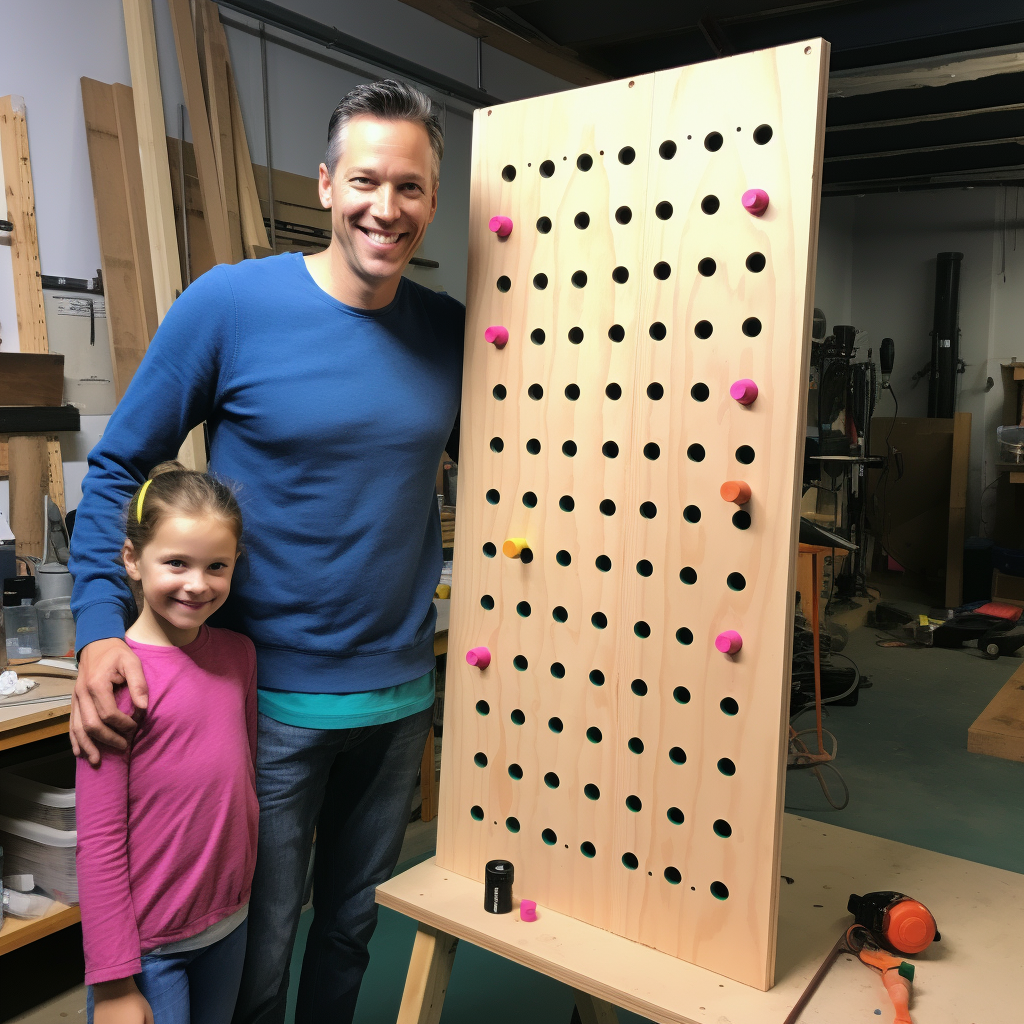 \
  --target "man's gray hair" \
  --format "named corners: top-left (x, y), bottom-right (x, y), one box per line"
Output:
top-left (325, 80), bottom-right (444, 182)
